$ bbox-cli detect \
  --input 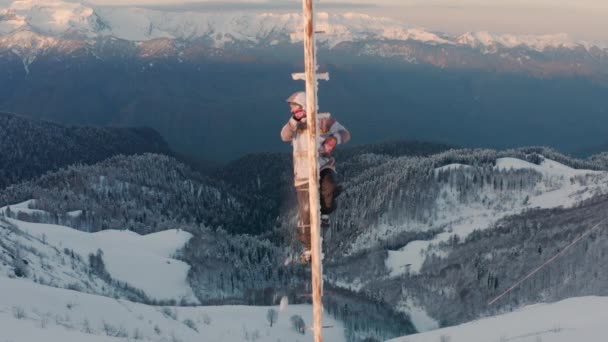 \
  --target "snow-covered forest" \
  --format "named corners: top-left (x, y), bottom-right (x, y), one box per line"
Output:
top-left (2, 131), bottom-right (608, 340)
top-left (0, 111), bottom-right (171, 188)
